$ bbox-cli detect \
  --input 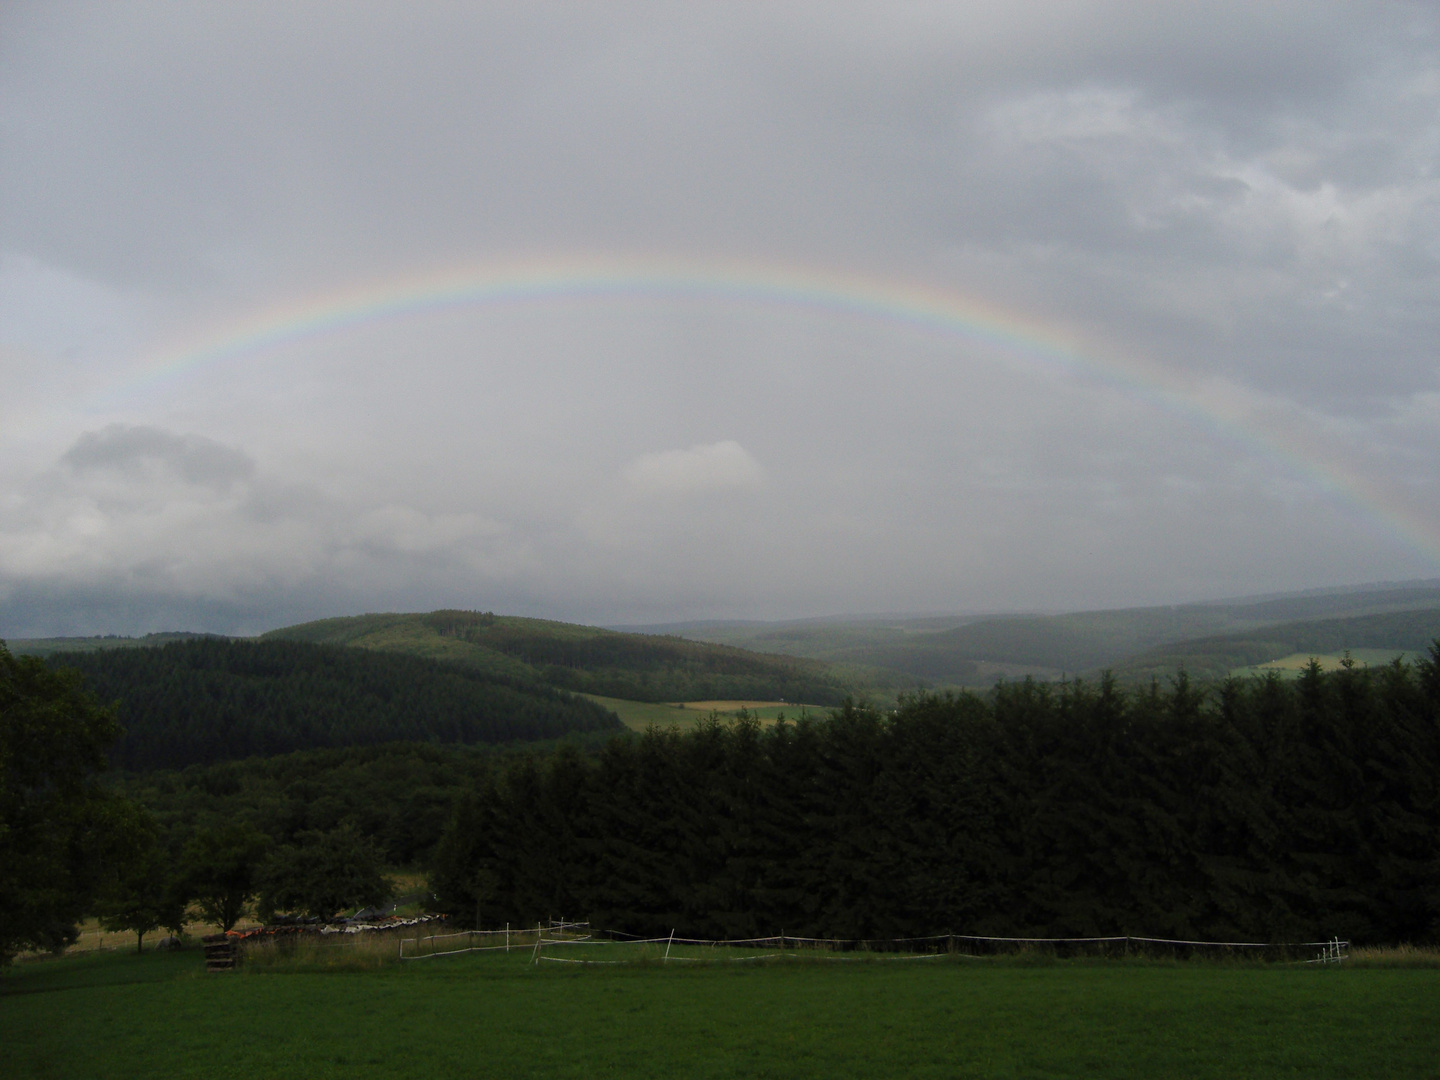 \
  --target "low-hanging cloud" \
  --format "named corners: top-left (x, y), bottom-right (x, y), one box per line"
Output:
top-left (62, 424), bottom-right (255, 488)
top-left (0, 426), bottom-right (539, 631)
top-left (623, 441), bottom-right (767, 495)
